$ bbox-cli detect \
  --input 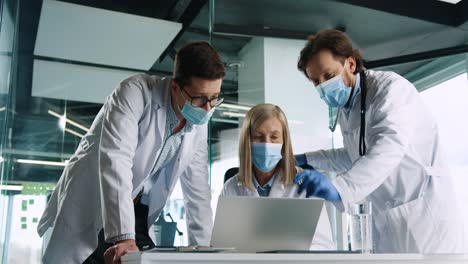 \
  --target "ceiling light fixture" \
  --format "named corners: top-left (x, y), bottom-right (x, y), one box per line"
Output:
top-left (48, 110), bottom-right (90, 132)
top-left (65, 128), bottom-right (84, 138)
top-left (219, 103), bottom-right (251, 111)
top-left (0, 185), bottom-right (23, 191)
top-left (437, 0), bottom-right (462, 4)
top-left (17, 159), bottom-right (69, 167)
top-left (221, 112), bottom-right (246, 118)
